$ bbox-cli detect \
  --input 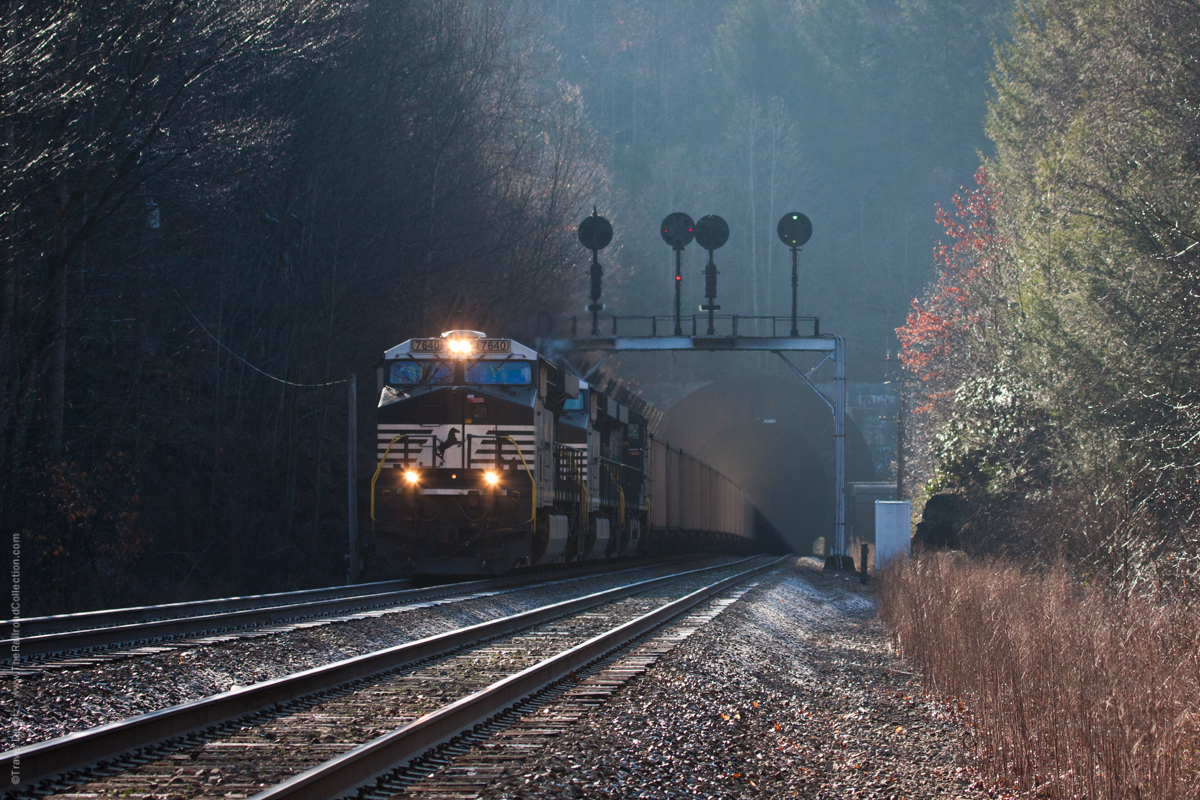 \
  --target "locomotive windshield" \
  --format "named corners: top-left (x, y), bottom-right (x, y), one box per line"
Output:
top-left (389, 360), bottom-right (454, 385)
top-left (464, 360), bottom-right (531, 385)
